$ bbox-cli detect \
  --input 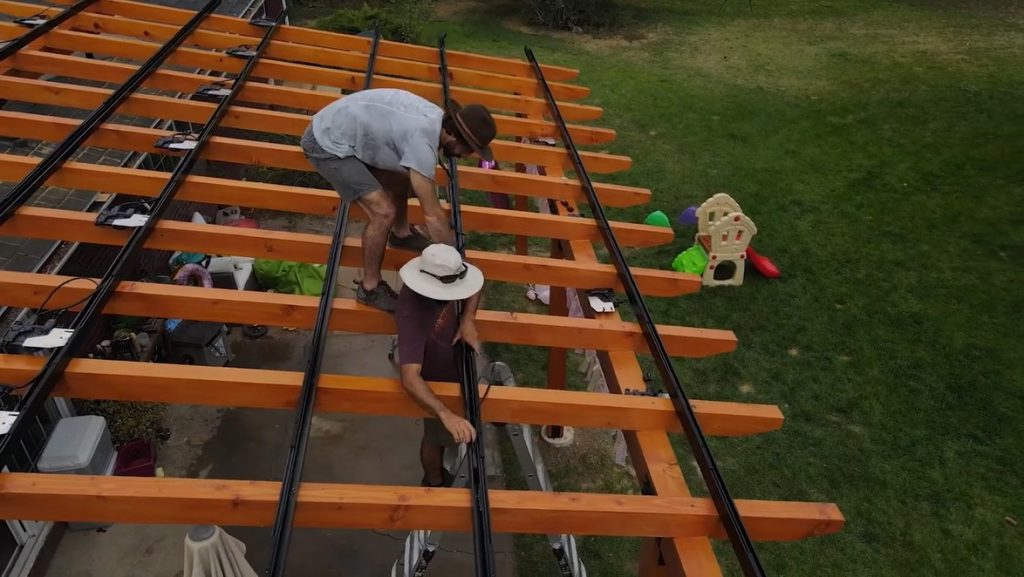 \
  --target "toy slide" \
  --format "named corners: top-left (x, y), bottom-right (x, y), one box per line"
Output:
top-left (745, 246), bottom-right (780, 278)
